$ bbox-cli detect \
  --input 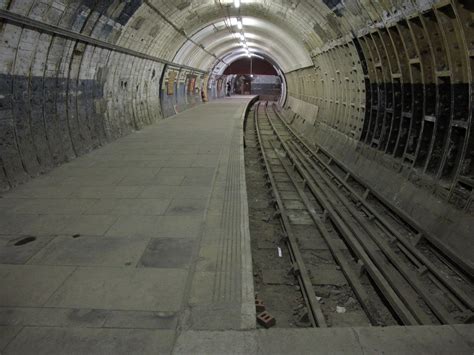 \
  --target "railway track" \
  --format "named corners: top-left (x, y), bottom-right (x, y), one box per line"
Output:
top-left (252, 100), bottom-right (474, 327)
